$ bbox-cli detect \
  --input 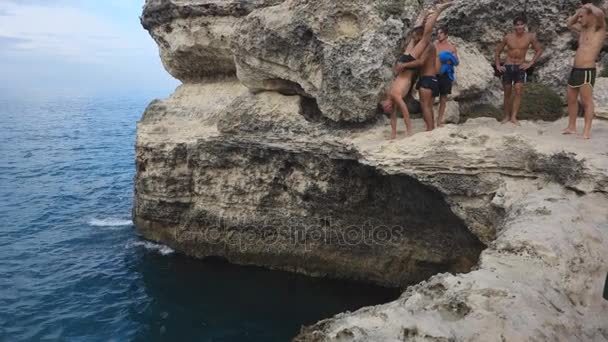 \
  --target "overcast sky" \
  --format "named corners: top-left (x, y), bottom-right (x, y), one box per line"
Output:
top-left (0, 0), bottom-right (178, 98)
